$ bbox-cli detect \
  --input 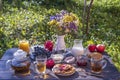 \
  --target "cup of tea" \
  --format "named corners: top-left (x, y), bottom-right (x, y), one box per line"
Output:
top-left (33, 55), bottom-right (48, 79)
top-left (34, 55), bottom-right (47, 74)
top-left (90, 52), bottom-right (107, 74)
